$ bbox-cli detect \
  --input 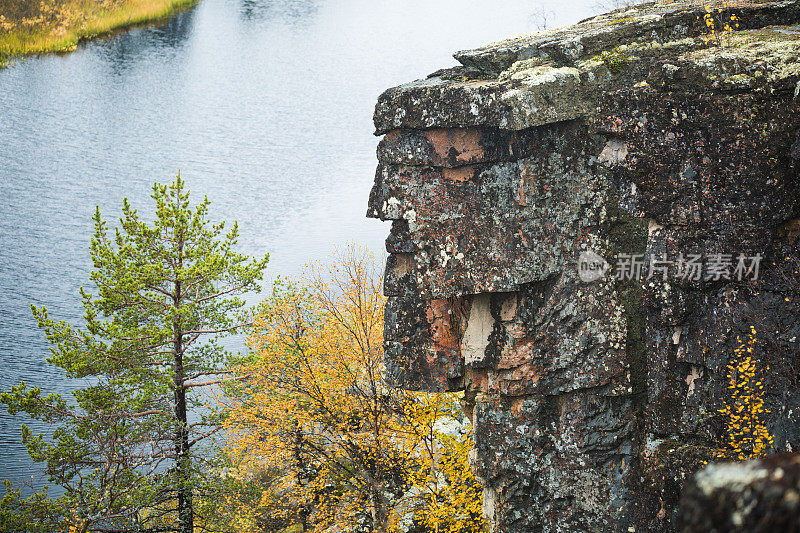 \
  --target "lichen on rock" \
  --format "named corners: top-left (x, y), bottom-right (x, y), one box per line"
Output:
top-left (367, 1), bottom-right (800, 531)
